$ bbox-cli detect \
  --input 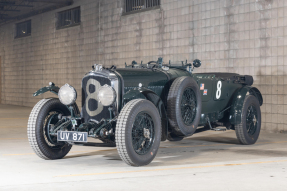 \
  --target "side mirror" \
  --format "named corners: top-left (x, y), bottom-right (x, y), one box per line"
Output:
top-left (193, 59), bottom-right (201, 68)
